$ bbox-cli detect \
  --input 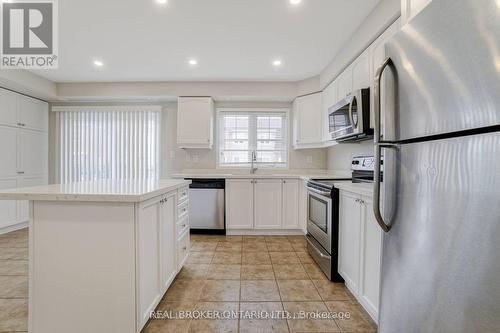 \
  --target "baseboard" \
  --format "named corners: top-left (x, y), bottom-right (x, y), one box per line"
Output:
top-left (0, 221), bottom-right (28, 235)
top-left (226, 229), bottom-right (306, 236)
